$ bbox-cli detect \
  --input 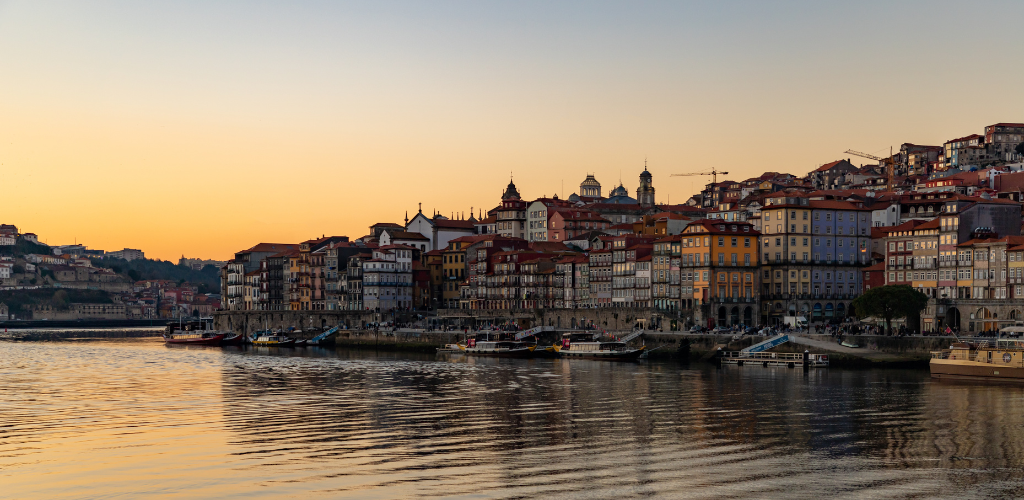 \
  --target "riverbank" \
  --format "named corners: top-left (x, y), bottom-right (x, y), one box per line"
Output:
top-left (0, 326), bottom-right (951, 368)
top-left (334, 330), bottom-right (947, 368)
top-left (0, 327), bottom-right (165, 341)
